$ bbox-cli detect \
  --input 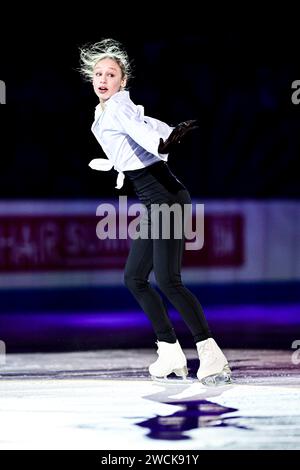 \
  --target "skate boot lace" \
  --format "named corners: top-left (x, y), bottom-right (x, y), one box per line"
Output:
top-left (199, 340), bottom-right (213, 363)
